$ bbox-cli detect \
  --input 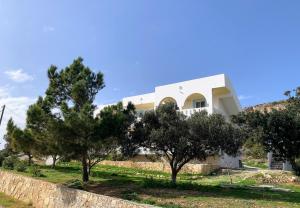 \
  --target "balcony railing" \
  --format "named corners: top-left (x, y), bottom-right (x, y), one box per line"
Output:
top-left (179, 107), bottom-right (208, 117)
top-left (136, 107), bottom-right (209, 119)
